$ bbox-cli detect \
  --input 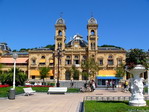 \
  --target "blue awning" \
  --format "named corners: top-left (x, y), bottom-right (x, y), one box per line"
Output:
top-left (96, 76), bottom-right (122, 79)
